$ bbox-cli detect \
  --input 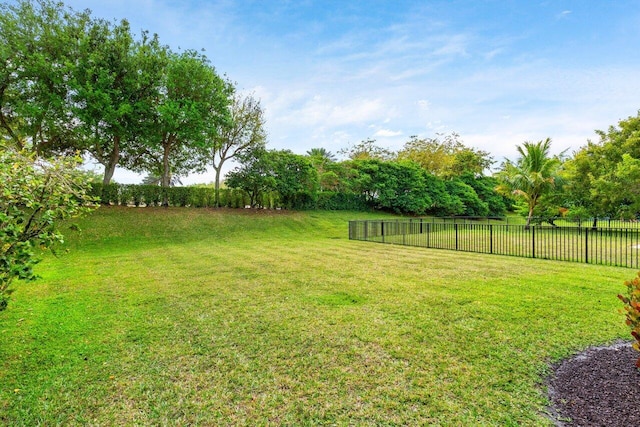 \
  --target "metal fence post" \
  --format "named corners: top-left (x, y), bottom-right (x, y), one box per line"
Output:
top-left (489, 224), bottom-right (493, 254)
top-left (532, 226), bottom-right (536, 258)
top-left (585, 227), bottom-right (589, 263)
top-left (402, 220), bottom-right (406, 245)
top-left (455, 223), bottom-right (459, 251)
